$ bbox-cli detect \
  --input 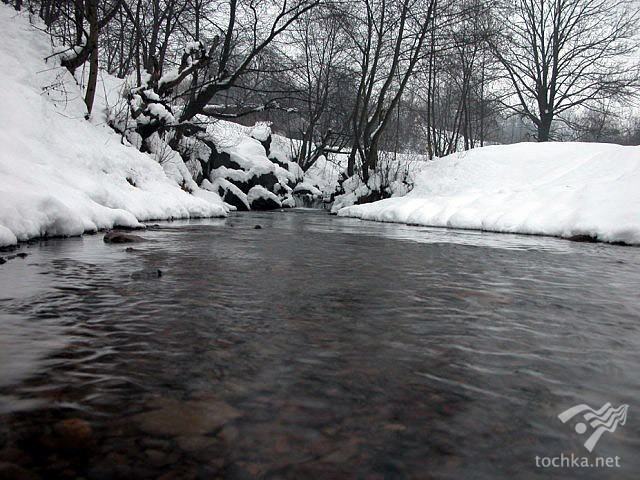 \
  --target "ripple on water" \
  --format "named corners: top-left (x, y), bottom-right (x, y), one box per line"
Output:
top-left (0, 313), bottom-right (70, 413)
top-left (0, 211), bottom-right (639, 479)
